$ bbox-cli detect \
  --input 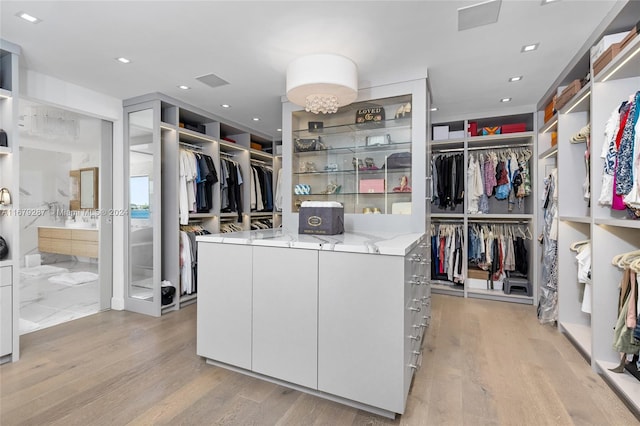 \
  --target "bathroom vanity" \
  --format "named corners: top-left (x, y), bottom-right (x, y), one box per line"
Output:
top-left (38, 226), bottom-right (99, 258)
